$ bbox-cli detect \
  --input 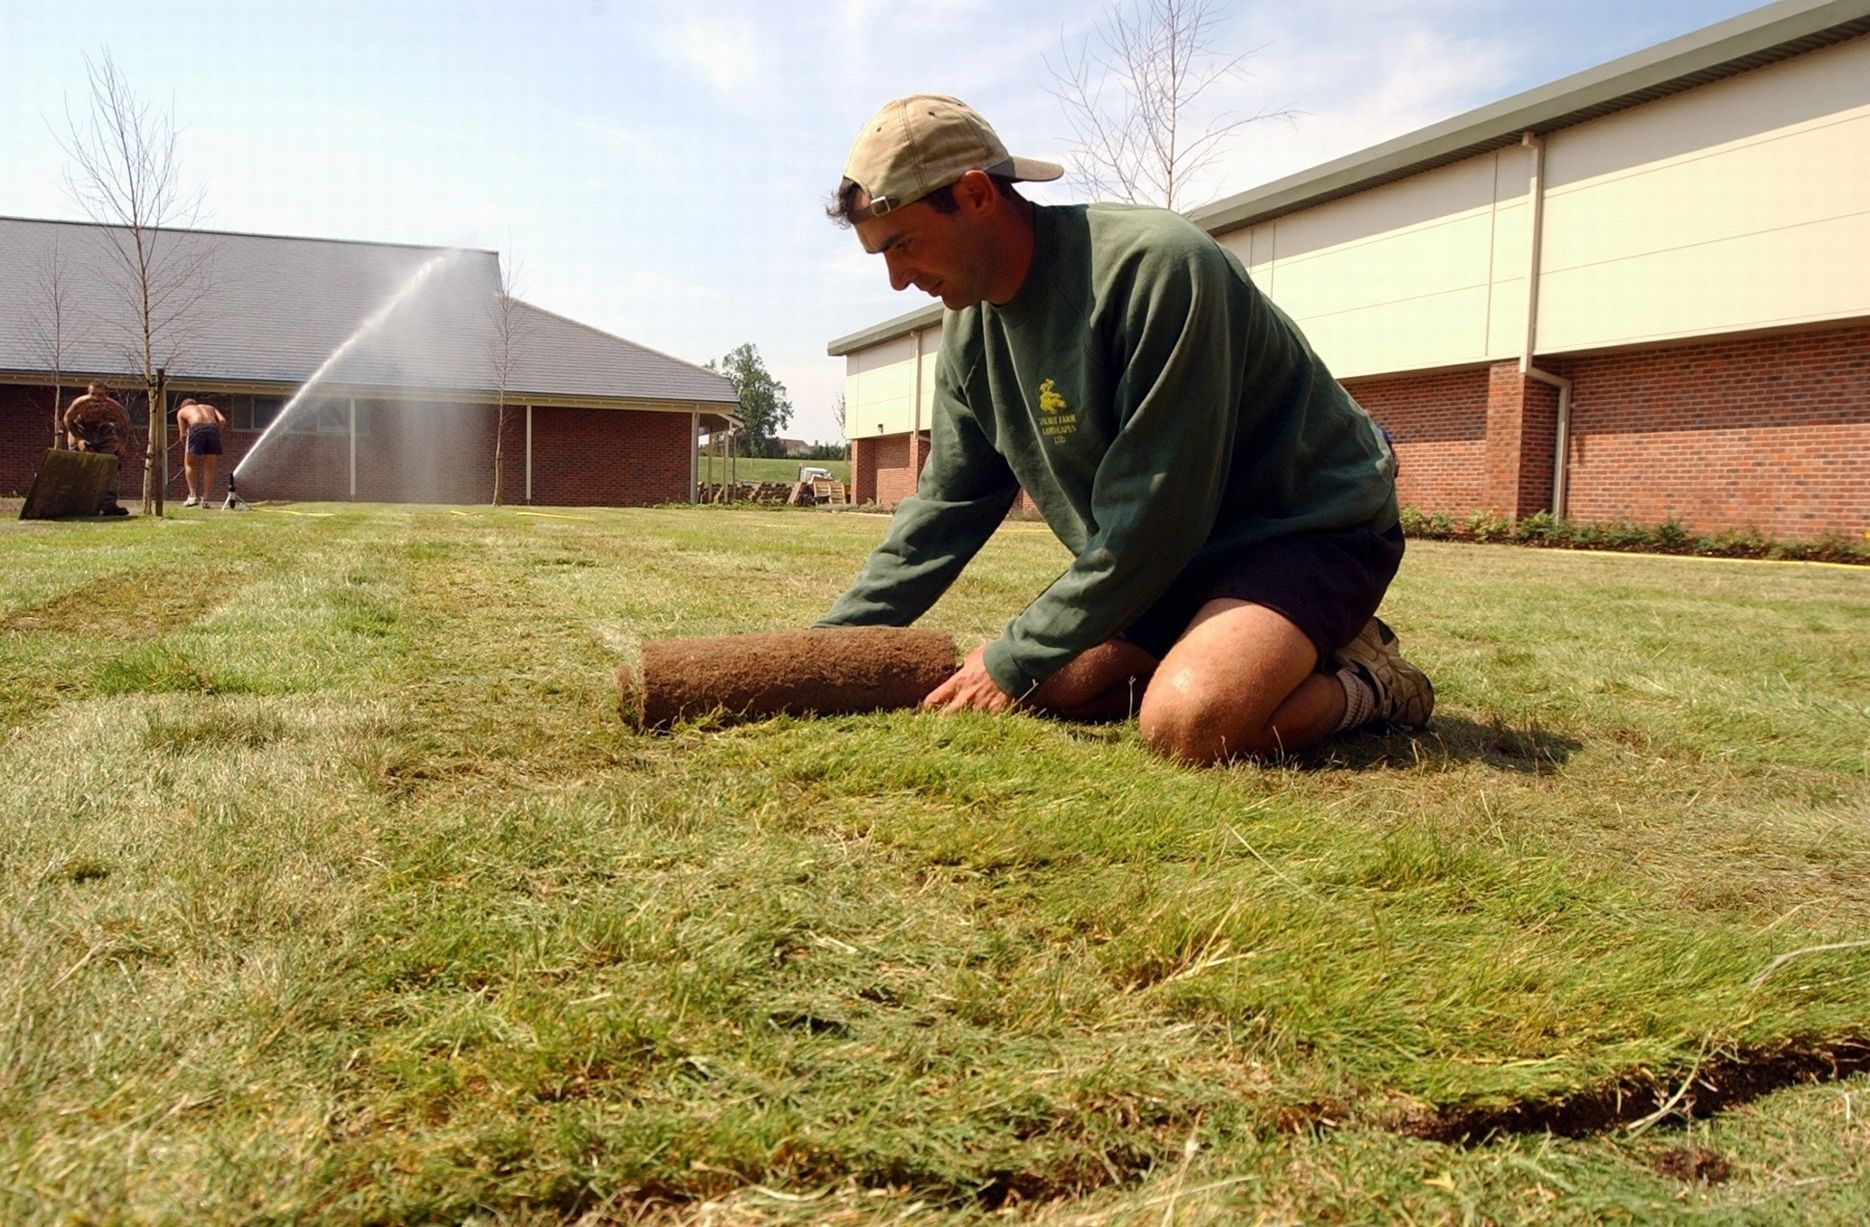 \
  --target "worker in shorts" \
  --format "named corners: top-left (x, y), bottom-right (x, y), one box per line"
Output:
top-left (176, 396), bottom-right (229, 507)
top-left (815, 95), bottom-right (1433, 765)
top-left (63, 381), bottom-right (133, 517)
